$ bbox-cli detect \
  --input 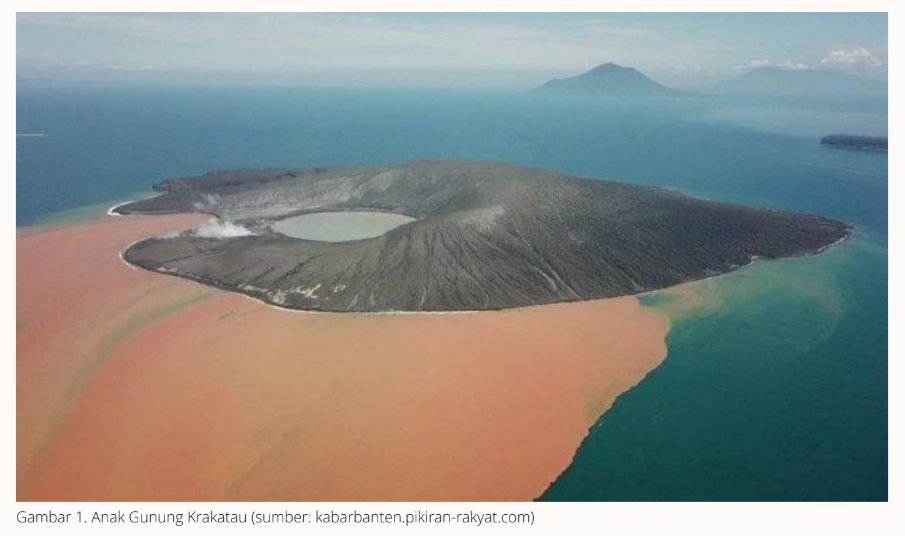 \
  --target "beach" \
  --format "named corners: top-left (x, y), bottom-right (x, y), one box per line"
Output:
top-left (17, 213), bottom-right (670, 501)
